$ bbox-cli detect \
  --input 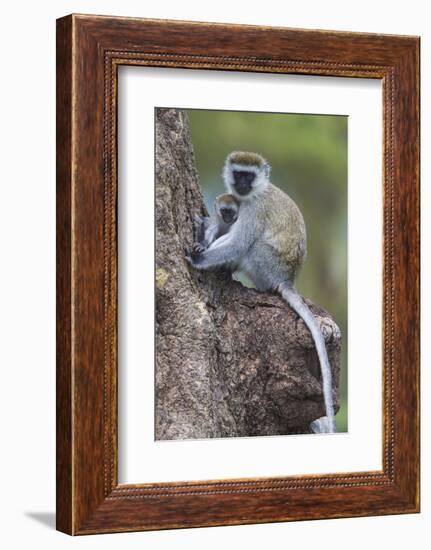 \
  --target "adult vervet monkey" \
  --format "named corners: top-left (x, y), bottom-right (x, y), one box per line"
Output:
top-left (189, 151), bottom-right (336, 433)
